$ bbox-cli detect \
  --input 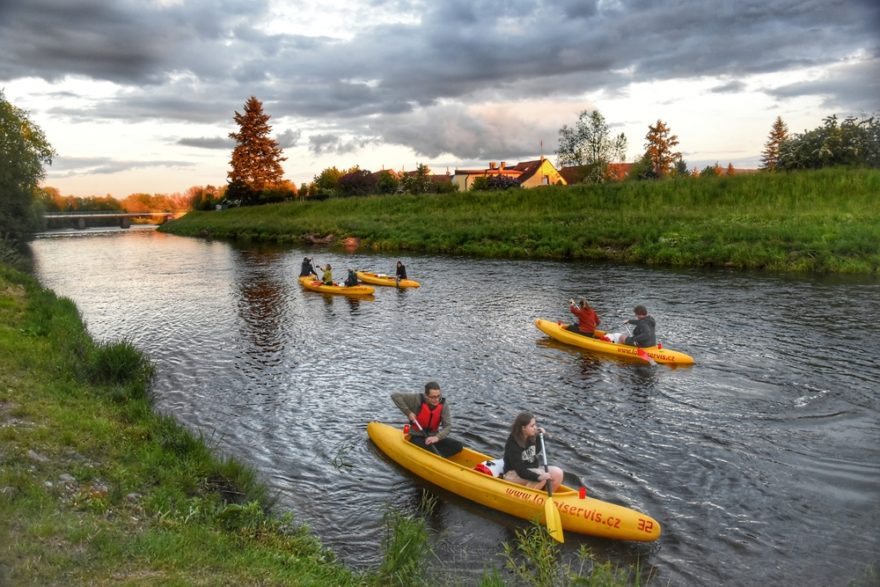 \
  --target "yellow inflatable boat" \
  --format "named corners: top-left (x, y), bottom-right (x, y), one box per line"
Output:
top-left (355, 271), bottom-right (421, 288)
top-left (367, 421), bottom-right (661, 542)
top-left (298, 275), bottom-right (375, 296)
top-left (535, 319), bottom-right (695, 366)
